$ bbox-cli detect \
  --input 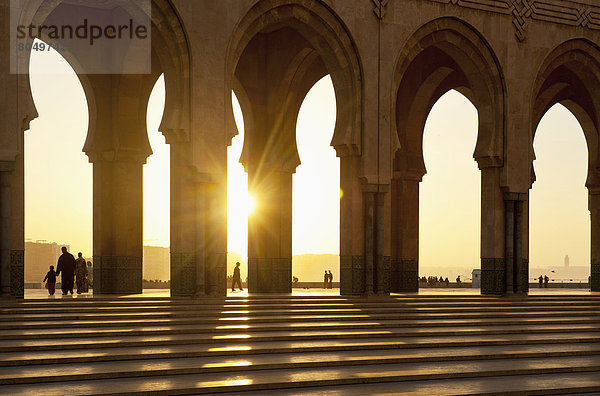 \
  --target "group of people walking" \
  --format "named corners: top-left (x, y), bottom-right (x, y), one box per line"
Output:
top-left (323, 270), bottom-right (334, 289)
top-left (43, 247), bottom-right (89, 295)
